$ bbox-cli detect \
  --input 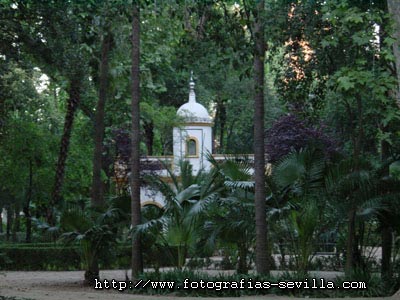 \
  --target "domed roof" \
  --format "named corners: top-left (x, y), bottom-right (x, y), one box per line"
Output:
top-left (177, 75), bottom-right (212, 124)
